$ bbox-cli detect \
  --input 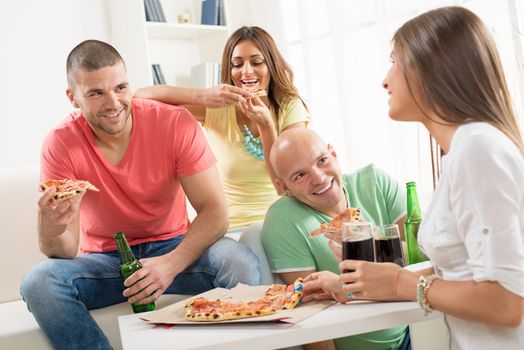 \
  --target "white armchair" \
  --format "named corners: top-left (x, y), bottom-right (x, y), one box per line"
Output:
top-left (239, 221), bottom-right (282, 285)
